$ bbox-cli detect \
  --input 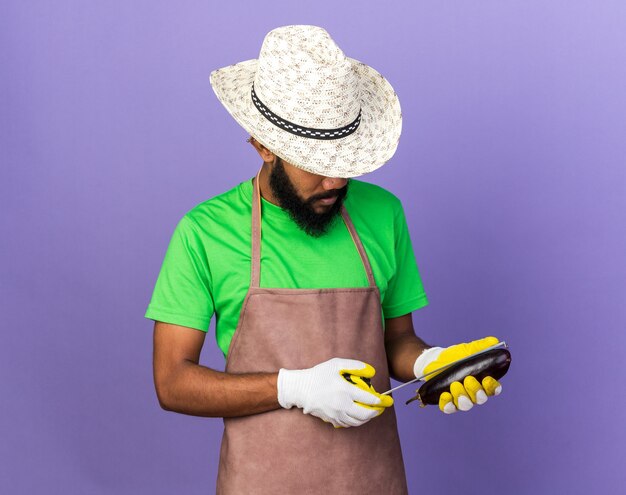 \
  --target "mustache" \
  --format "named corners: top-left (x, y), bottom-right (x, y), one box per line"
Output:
top-left (308, 188), bottom-right (346, 203)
